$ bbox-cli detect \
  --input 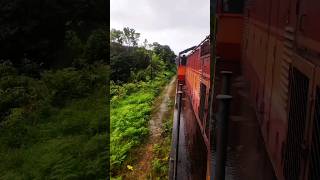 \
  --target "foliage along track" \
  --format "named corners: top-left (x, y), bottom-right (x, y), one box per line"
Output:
top-left (118, 76), bottom-right (177, 179)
